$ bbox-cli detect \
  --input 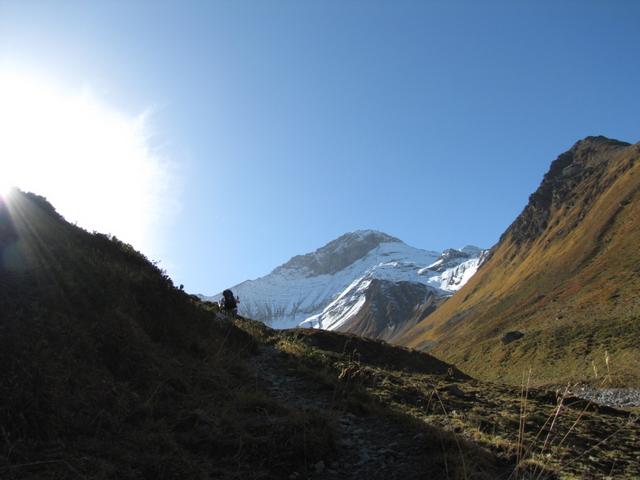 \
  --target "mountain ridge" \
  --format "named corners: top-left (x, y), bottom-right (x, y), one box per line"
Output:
top-left (400, 135), bottom-right (640, 386)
